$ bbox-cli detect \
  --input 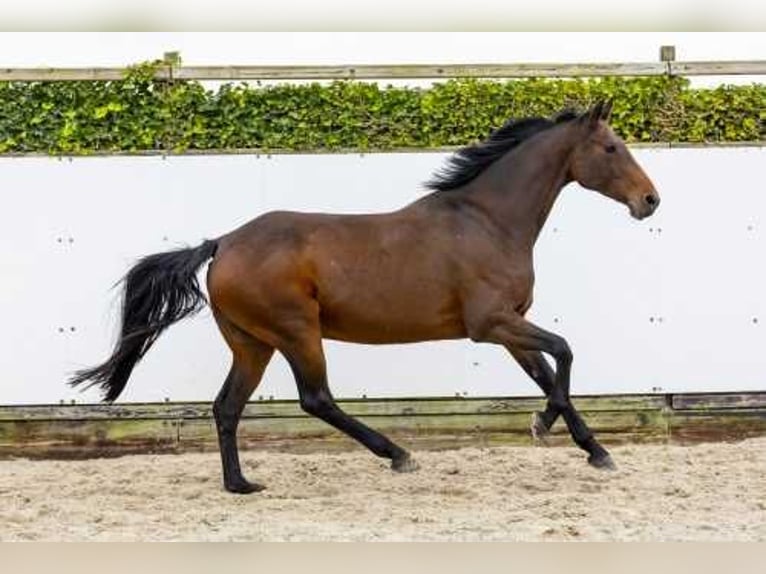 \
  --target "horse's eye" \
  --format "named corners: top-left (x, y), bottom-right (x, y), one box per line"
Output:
top-left (605, 144), bottom-right (617, 154)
